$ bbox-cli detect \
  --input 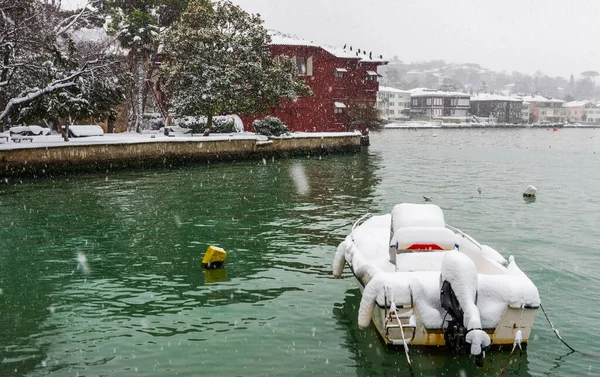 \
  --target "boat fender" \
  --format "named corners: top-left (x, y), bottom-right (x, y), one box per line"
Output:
top-left (358, 275), bottom-right (385, 329)
top-left (333, 240), bottom-right (349, 278)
